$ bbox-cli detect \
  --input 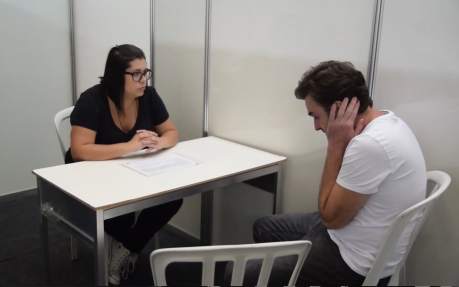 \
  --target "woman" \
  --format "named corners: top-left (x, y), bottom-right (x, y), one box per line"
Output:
top-left (65, 44), bottom-right (183, 285)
